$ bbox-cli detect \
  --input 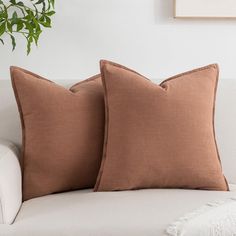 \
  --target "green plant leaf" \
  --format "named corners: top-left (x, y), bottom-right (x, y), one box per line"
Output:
top-left (39, 21), bottom-right (50, 27)
top-left (45, 15), bottom-right (51, 24)
top-left (46, 10), bottom-right (55, 16)
top-left (35, 0), bottom-right (44, 4)
top-left (12, 11), bottom-right (18, 19)
top-left (25, 9), bottom-right (33, 18)
top-left (9, 0), bottom-right (16, 5)
top-left (42, 2), bottom-right (46, 12)
top-left (50, 0), bottom-right (55, 8)
top-left (0, 23), bottom-right (5, 37)
top-left (17, 1), bottom-right (24, 6)
top-left (24, 21), bottom-right (33, 33)
top-left (0, 38), bottom-right (4, 45)
top-left (33, 32), bottom-right (40, 45)
top-left (11, 11), bottom-right (18, 25)
top-left (16, 20), bottom-right (23, 31)
top-left (10, 34), bottom-right (16, 51)
top-left (7, 21), bottom-right (12, 33)
top-left (3, 5), bottom-right (8, 18)
top-left (0, 0), bottom-right (55, 54)
top-left (39, 16), bottom-right (51, 27)
top-left (27, 36), bottom-right (33, 55)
